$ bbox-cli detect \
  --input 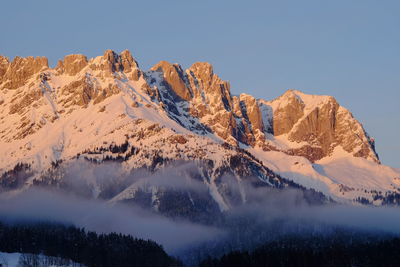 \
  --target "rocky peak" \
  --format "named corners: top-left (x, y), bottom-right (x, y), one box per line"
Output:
top-left (94, 49), bottom-right (139, 78)
top-left (184, 63), bottom-right (268, 146)
top-left (270, 90), bottom-right (305, 136)
top-left (120, 50), bottom-right (139, 72)
top-left (187, 62), bottom-right (232, 111)
top-left (103, 49), bottom-right (122, 74)
top-left (0, 56), bottom-right (10, 84)
top-left (151, 61), bottom-right (192, 101)
top-left (262, 90), bottom-right (379, 163)
top-left (1, 56), bottom-right (48, 89)
top-left (55, 50), bottom-right (140, 109)
top-left (56, 54), bottom-right (88, 76)
top-left (78, 50), bottom-right (140, 79)
top-left (239, 94), bottom-right (264, 134)
top-left (145, 60), bottom-right (244, 144)
top-left (187, 62), bottom-right (216, 94)
top-left (188, 62), bottom-right (213, 79)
